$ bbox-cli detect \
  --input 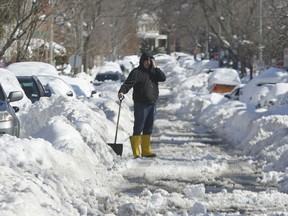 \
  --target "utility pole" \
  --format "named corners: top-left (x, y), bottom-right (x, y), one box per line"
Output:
top-left (205, 25), bottom-right (209, 59)
top-left (49, 0), bottom-right (54, 65)
top-left (80, 9), bottom-right (84, 72)
top-left (80, 10), bottom-right (84, 56)
top-left (259, 0), bottom-right (263, 63)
